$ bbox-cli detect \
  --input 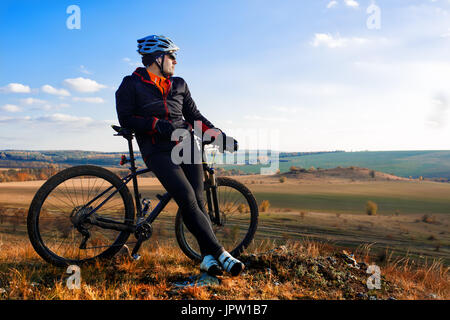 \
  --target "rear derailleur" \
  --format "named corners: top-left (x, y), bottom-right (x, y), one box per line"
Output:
top-left (70, 205), bottom-right (93, 249)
